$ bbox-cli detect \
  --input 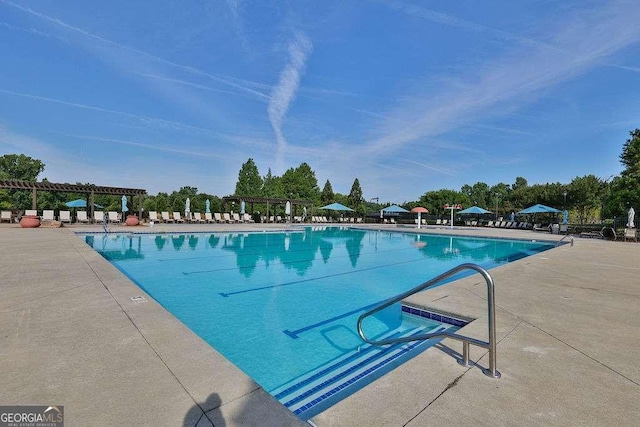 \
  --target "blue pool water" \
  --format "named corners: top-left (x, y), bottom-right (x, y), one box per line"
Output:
top-left (85, 227), bottom-right (554, 418)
